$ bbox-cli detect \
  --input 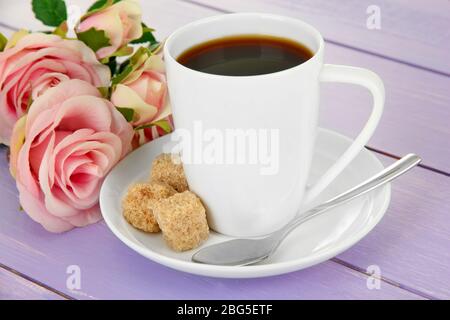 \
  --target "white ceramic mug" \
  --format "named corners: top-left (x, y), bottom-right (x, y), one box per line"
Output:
top-left (164, 13), bottom-right (384, 237)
